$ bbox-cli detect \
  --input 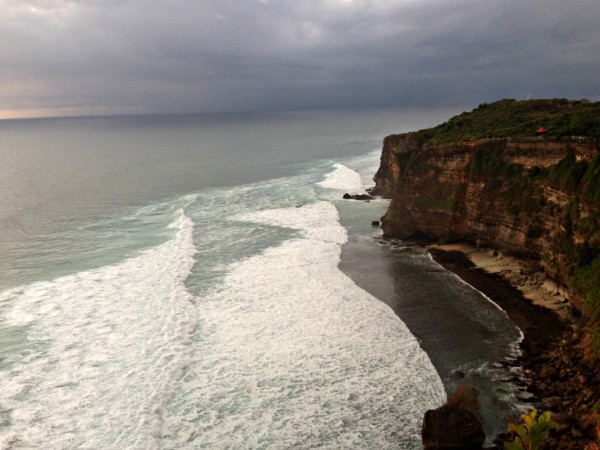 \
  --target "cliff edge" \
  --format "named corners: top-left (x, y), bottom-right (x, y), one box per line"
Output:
top-left (374, 98), bottom-right (600, 352)
top-left (374, 98), bottom-right (600, 447)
